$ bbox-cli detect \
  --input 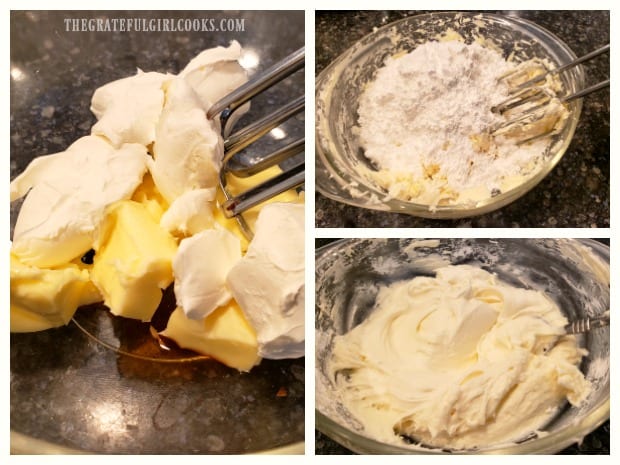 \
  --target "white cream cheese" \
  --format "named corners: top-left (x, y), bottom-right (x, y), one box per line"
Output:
top-left (173, 228), bottom-right (241, 320)
top-left (329, 265), bottom-right (590, 450)
top-left (227, 202), bottom-right (304, 359)
top-left (179, 40), bottom-right (248, 109)
top-left (90, 40), bottom-right (248, 206)
top-left (147, 41), bottom-right (248, 205)
top-left (90, 70), bottom-right (171, 148)
top-left (11, 135), bottom-right (149, 267)
top-left (160, 188), bottom-right (217, 236)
